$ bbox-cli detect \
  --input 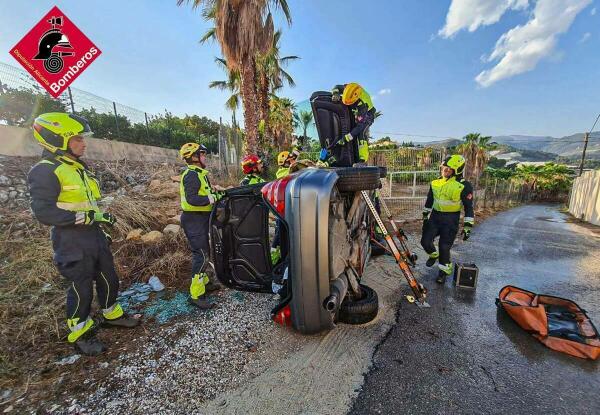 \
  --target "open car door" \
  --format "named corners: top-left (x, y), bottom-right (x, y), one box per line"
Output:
top-left (310, 90), bottom-right (358, 167)
top-left (209, 184), bottom-right (282, 293)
